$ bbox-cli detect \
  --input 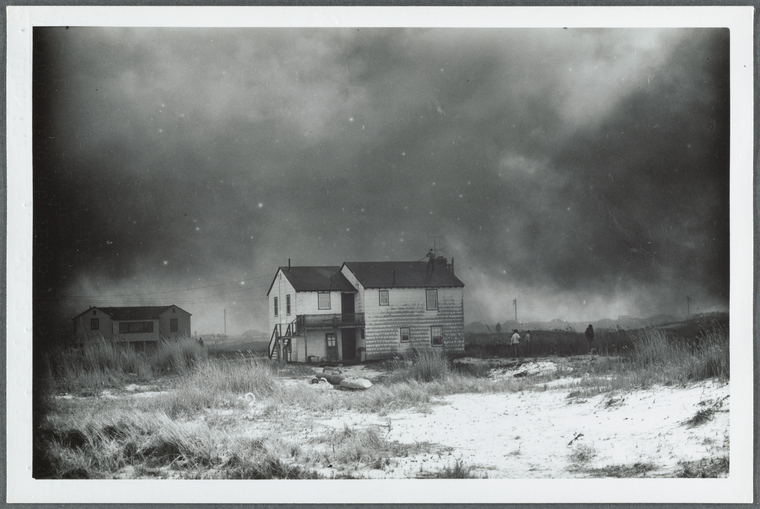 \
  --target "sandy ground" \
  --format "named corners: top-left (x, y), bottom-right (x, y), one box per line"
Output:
top-left (312, 361), bottom-right (729, 478)
top-left (67, 359), bottom-right (729, 479)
